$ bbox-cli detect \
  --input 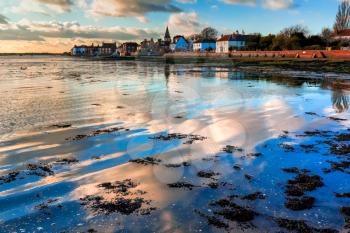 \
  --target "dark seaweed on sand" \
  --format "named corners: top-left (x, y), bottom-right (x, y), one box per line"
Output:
top-left (67, 126), bottom-right (127, 141)
top-left (197, 170), bottom-right (220, 179)
top-left (129, 157), bottom-right (162, 165)
top-left (149, 133), bottom-right (206, 145)
top-left (275, 218), bottom-right (338, 233)
top-left (285, 173), bottom-right (324, 197)
top-left (0, 171), bottom-right (20, 184)
top-left (80, 179), bottom-right (155, 216)
top-left (222, 145), bottom-right (244, 153)
top-left (167, 181), bottom-right (198, 190)
top-left (285, 196), bottom-right (315, 211)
